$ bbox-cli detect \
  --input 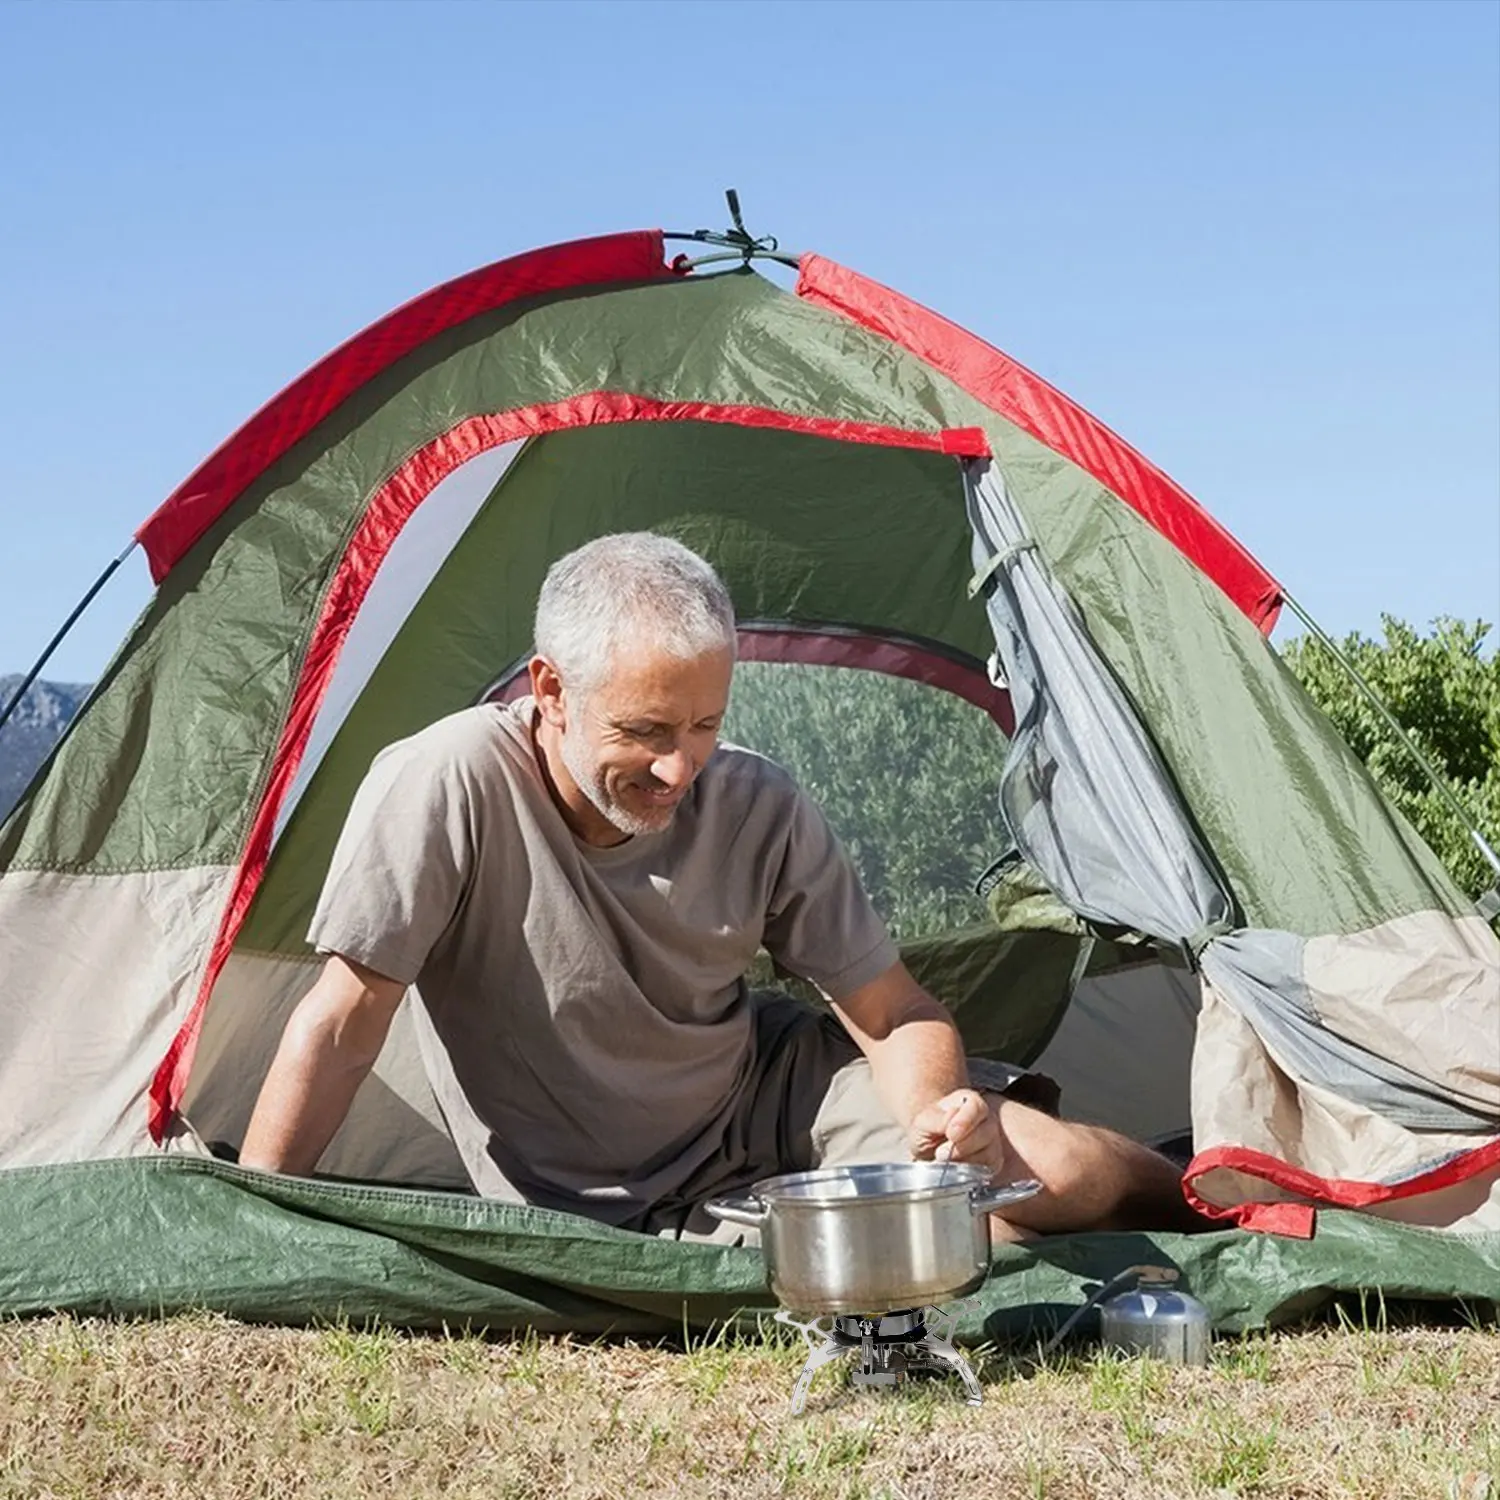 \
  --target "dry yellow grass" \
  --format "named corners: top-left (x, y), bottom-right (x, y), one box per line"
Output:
top-left (0, 1310), bottom-right (1495, 1499)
